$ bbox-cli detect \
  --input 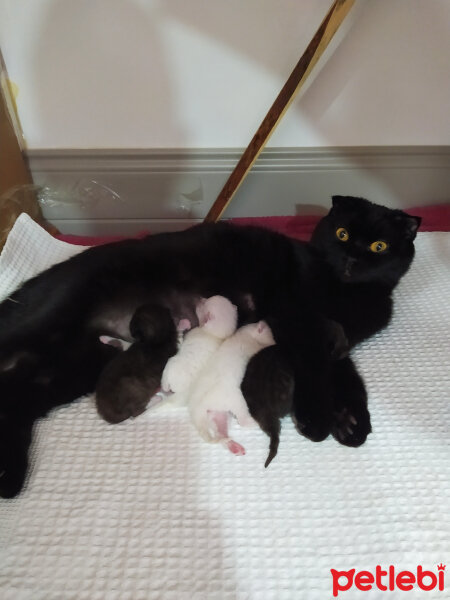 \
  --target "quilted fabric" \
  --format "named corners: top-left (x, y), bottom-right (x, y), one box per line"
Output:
top-left (0, 214), bottom-right (449, 599)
